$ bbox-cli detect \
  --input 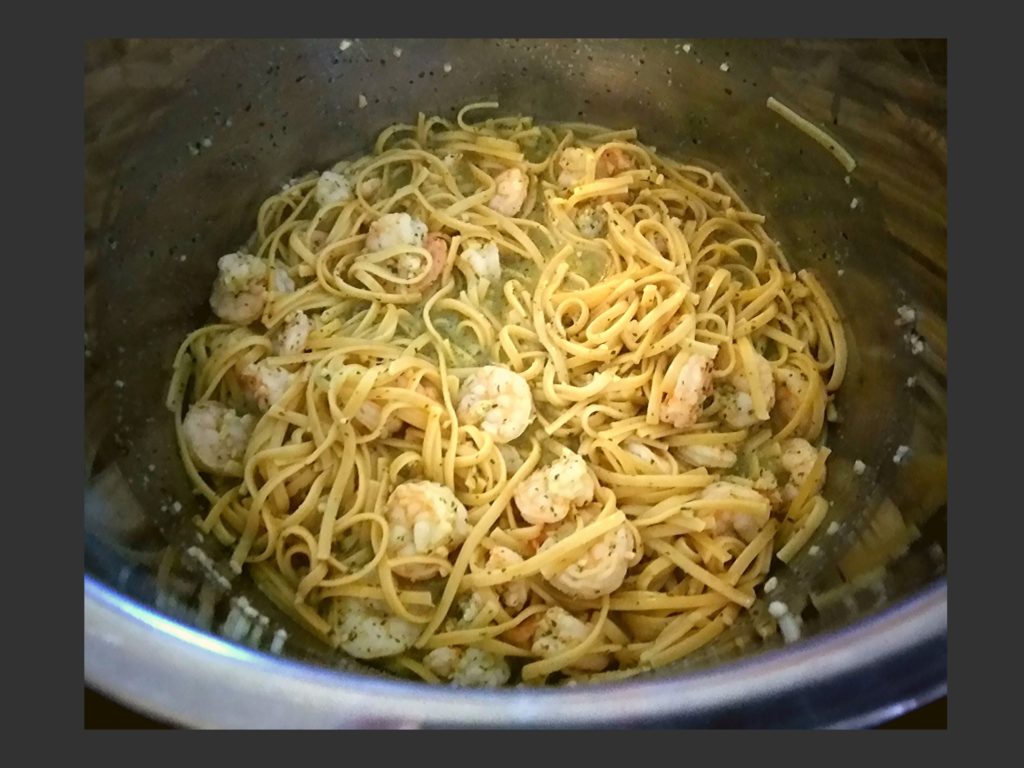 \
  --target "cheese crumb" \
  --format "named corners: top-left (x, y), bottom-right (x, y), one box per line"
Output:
top-left (844, 175), bottom-right (851, 185)
top-left (339, 39), bottom-right (352, 51)
top-left (719, 62), bottom-right (730, 72)
top-left (443, 62), bottom-right (453, 73)
top-left (853, 459), bottom-right (866, 475)
top-left (893, 445), bottom-right (910, 464)
top-left (114, 379), bottom-right (125, 389)
top-left (906, 376), bottom-right (917, 387)
top-left (808, 545), bottom-right (821, 556)
top-left (179, 254), bottom-right (188, 262)
top-left (682, 43), bottom-right (692, 53)
top-left (201, 137), bottom-right (213, 148)
top-left (778, 614), bottom-right (802, 643)
top-left (895, 305), bottom-right (916, 325)
top-left (837, 268), bottom-right (845, 276)
top-left (768, 601), bottom-right (788, 618)
top-left (171, 501), bottom-right (183, 513)
top-left (357, 93), bottom-right (367, 109)
top-left (763, 576), bottom-right (778, 594)
top-left (393, 47), bottom-right (402, 58)
top-left (827, 521), bottom-right (840, 535)
top-left (850, 197), bottom-right (860, 209)
top-left (826, 401), bottom-right (839, 422)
